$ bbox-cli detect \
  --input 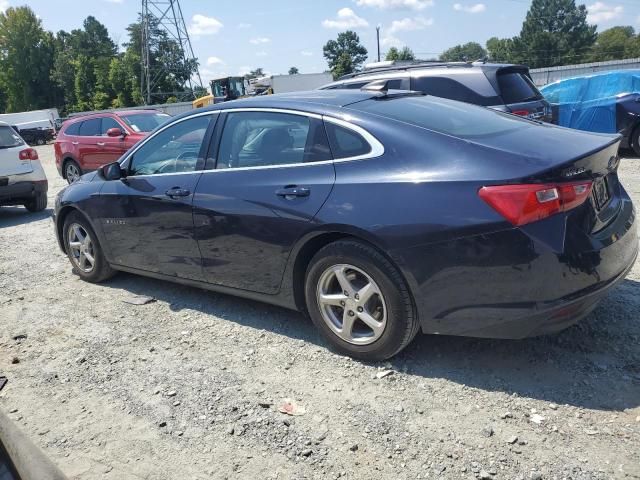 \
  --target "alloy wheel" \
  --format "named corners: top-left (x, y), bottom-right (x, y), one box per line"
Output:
top-left (66, 163), bottom-right (80, 183)
top-left (316, 264), bottom-right (387, 345)
top-left (67, 223), bottom-right (96, 273)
